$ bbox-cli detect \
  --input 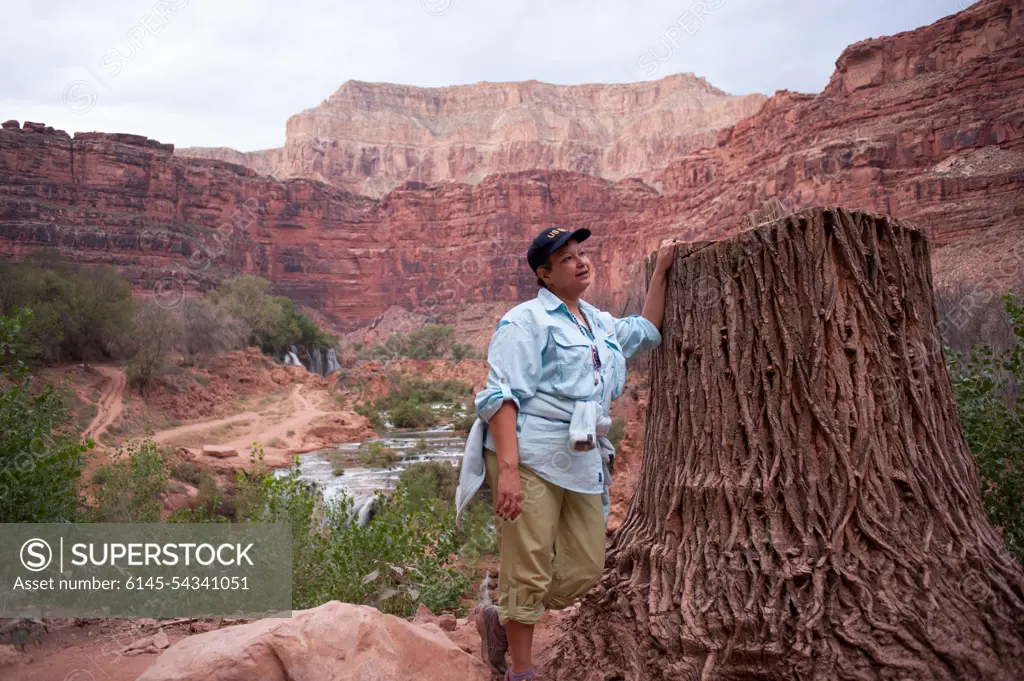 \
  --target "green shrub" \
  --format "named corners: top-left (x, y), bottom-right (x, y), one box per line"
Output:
top-left (390, 400), bottom-right (437, 429)
top-left (0, 308), bottom-right (88, 523)
top-left (398, 461), bottom-right (459, 514)
top-left (87, 439), bottom-right (168, 523)
top-left (405, 325), bottom-right (455, 360)
top-left (235, 448), bottom-right (469, 615)
top-left (453, 414), bottom-right (476, 433)
top-left (171, 460), bottom-right (203, 485)
top-left (359, 325), bottom-right (458, 362)
top-left (949, 293), bottom-right (1024, 563)
top-left (450, 342), bottom-right (476, 361)
top-left (373, 377), bottom-right (472, 413)
top-left (363, 441), bottom-right (398, 469)
top-left (355, 403), bottom-right (386, 432)
top-left (458, 499), bottom-right (498, 564)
